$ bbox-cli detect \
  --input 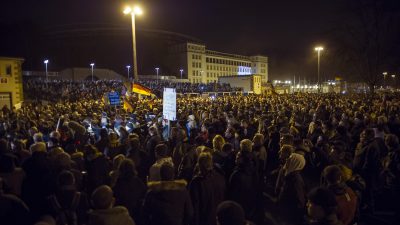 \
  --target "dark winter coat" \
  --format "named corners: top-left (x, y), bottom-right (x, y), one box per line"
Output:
top-left (0, 193), bottom-right (30, 225)
top-left (85, 154), bottom-right (111, 194)
top-left (228, 164), bottom-right (259, 218)
top-left (353, 140), bottom-right (382, 188)
top-left (88, 206), bottom-right (135, 225)
top-left (143, 180), bottom-right (193, 225)
top-left (189, 170), bottom-right (226, 225)
top-left (145, 134), bottom-right (162, 164)
top-left (278, 171), bottom-right (306, 224)
top-left (113, 176), bottom-right (146, 222)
